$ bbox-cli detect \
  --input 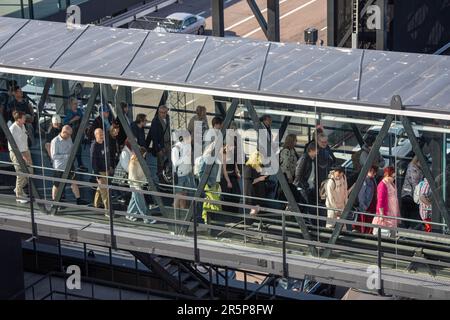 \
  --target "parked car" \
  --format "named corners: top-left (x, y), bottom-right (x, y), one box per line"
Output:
top-left (153, 12), bottom-right (206, 35)
top-left (361, 124), bottom-right (421, 161)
